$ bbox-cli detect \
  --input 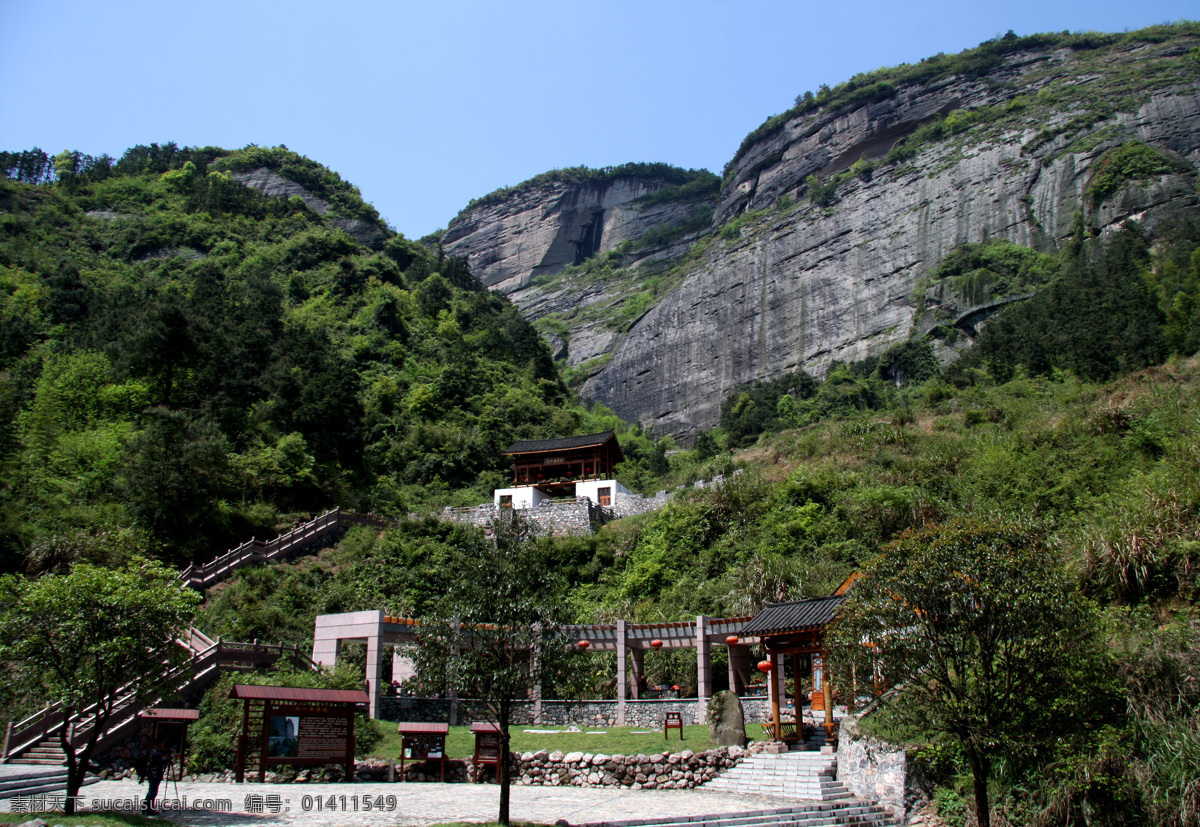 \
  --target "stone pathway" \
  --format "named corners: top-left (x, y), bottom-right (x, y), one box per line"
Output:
top-left (2, 778), bottom-right (796, 826)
